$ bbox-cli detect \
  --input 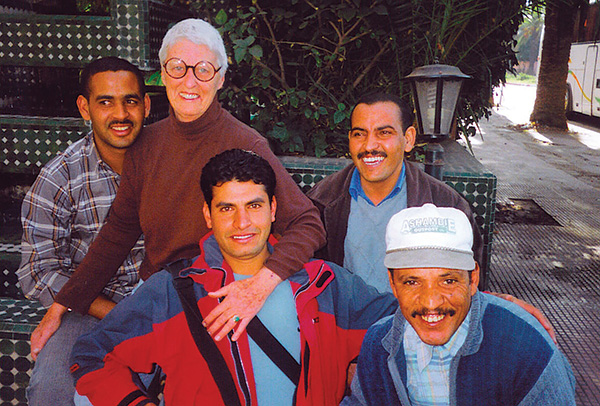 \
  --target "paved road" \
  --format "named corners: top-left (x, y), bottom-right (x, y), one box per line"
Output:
top-left (481, 83), bottom-right (600, 189)
top-left (471, 83), bottom-right (600, 405)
